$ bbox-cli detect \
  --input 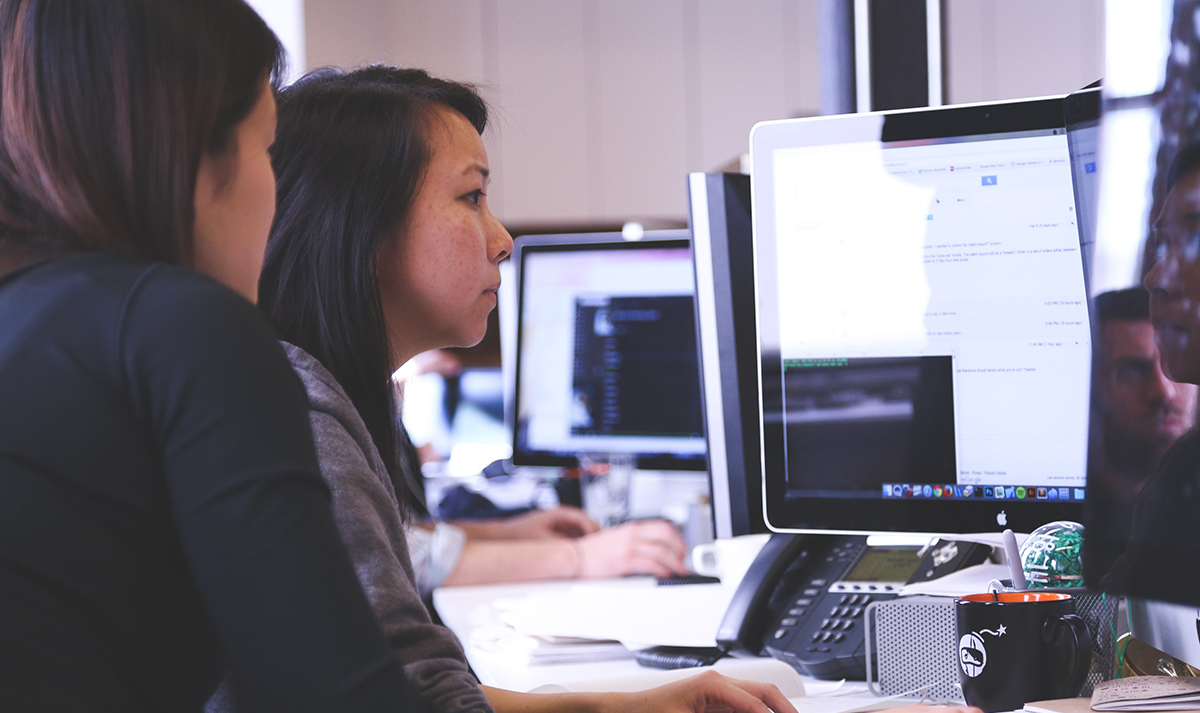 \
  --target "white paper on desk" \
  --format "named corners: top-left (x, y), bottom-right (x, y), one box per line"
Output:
top-left (469, 624), bottom-right (633, 665)
top-left (496, 582), bottom-right (735, 649)
top-left (530, 658), bottom-right (803, 697)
